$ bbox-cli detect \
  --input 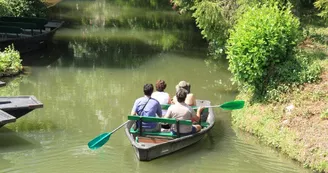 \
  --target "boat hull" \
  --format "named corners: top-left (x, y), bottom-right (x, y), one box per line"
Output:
top-left (0, 96), bottom-right (43, 127)
top-left (0, 21), bottom-right (64, 54)
top-left (125, 100), bottom-right (215, 161)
